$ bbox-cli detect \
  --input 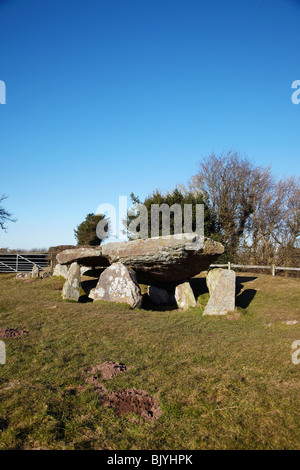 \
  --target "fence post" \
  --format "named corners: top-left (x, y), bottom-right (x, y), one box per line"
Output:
top-left (228, 261), bottom-right (231, 270)
top-left (271, 264), bottom-right (275, 277)
top-left (16, 254), bottom-right (18, 272)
